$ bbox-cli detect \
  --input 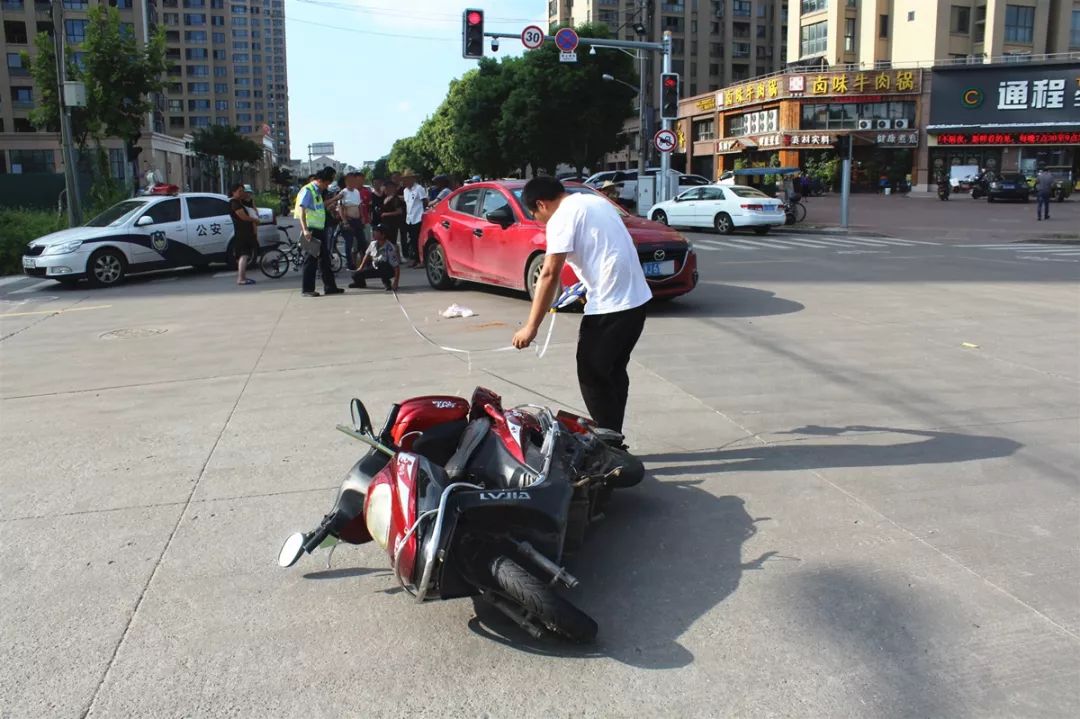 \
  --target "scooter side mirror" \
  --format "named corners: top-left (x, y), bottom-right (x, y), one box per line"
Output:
top-left (351, 398), bottom-right (373, 437)
top-left (277, 532), bottom-right (306, 568)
